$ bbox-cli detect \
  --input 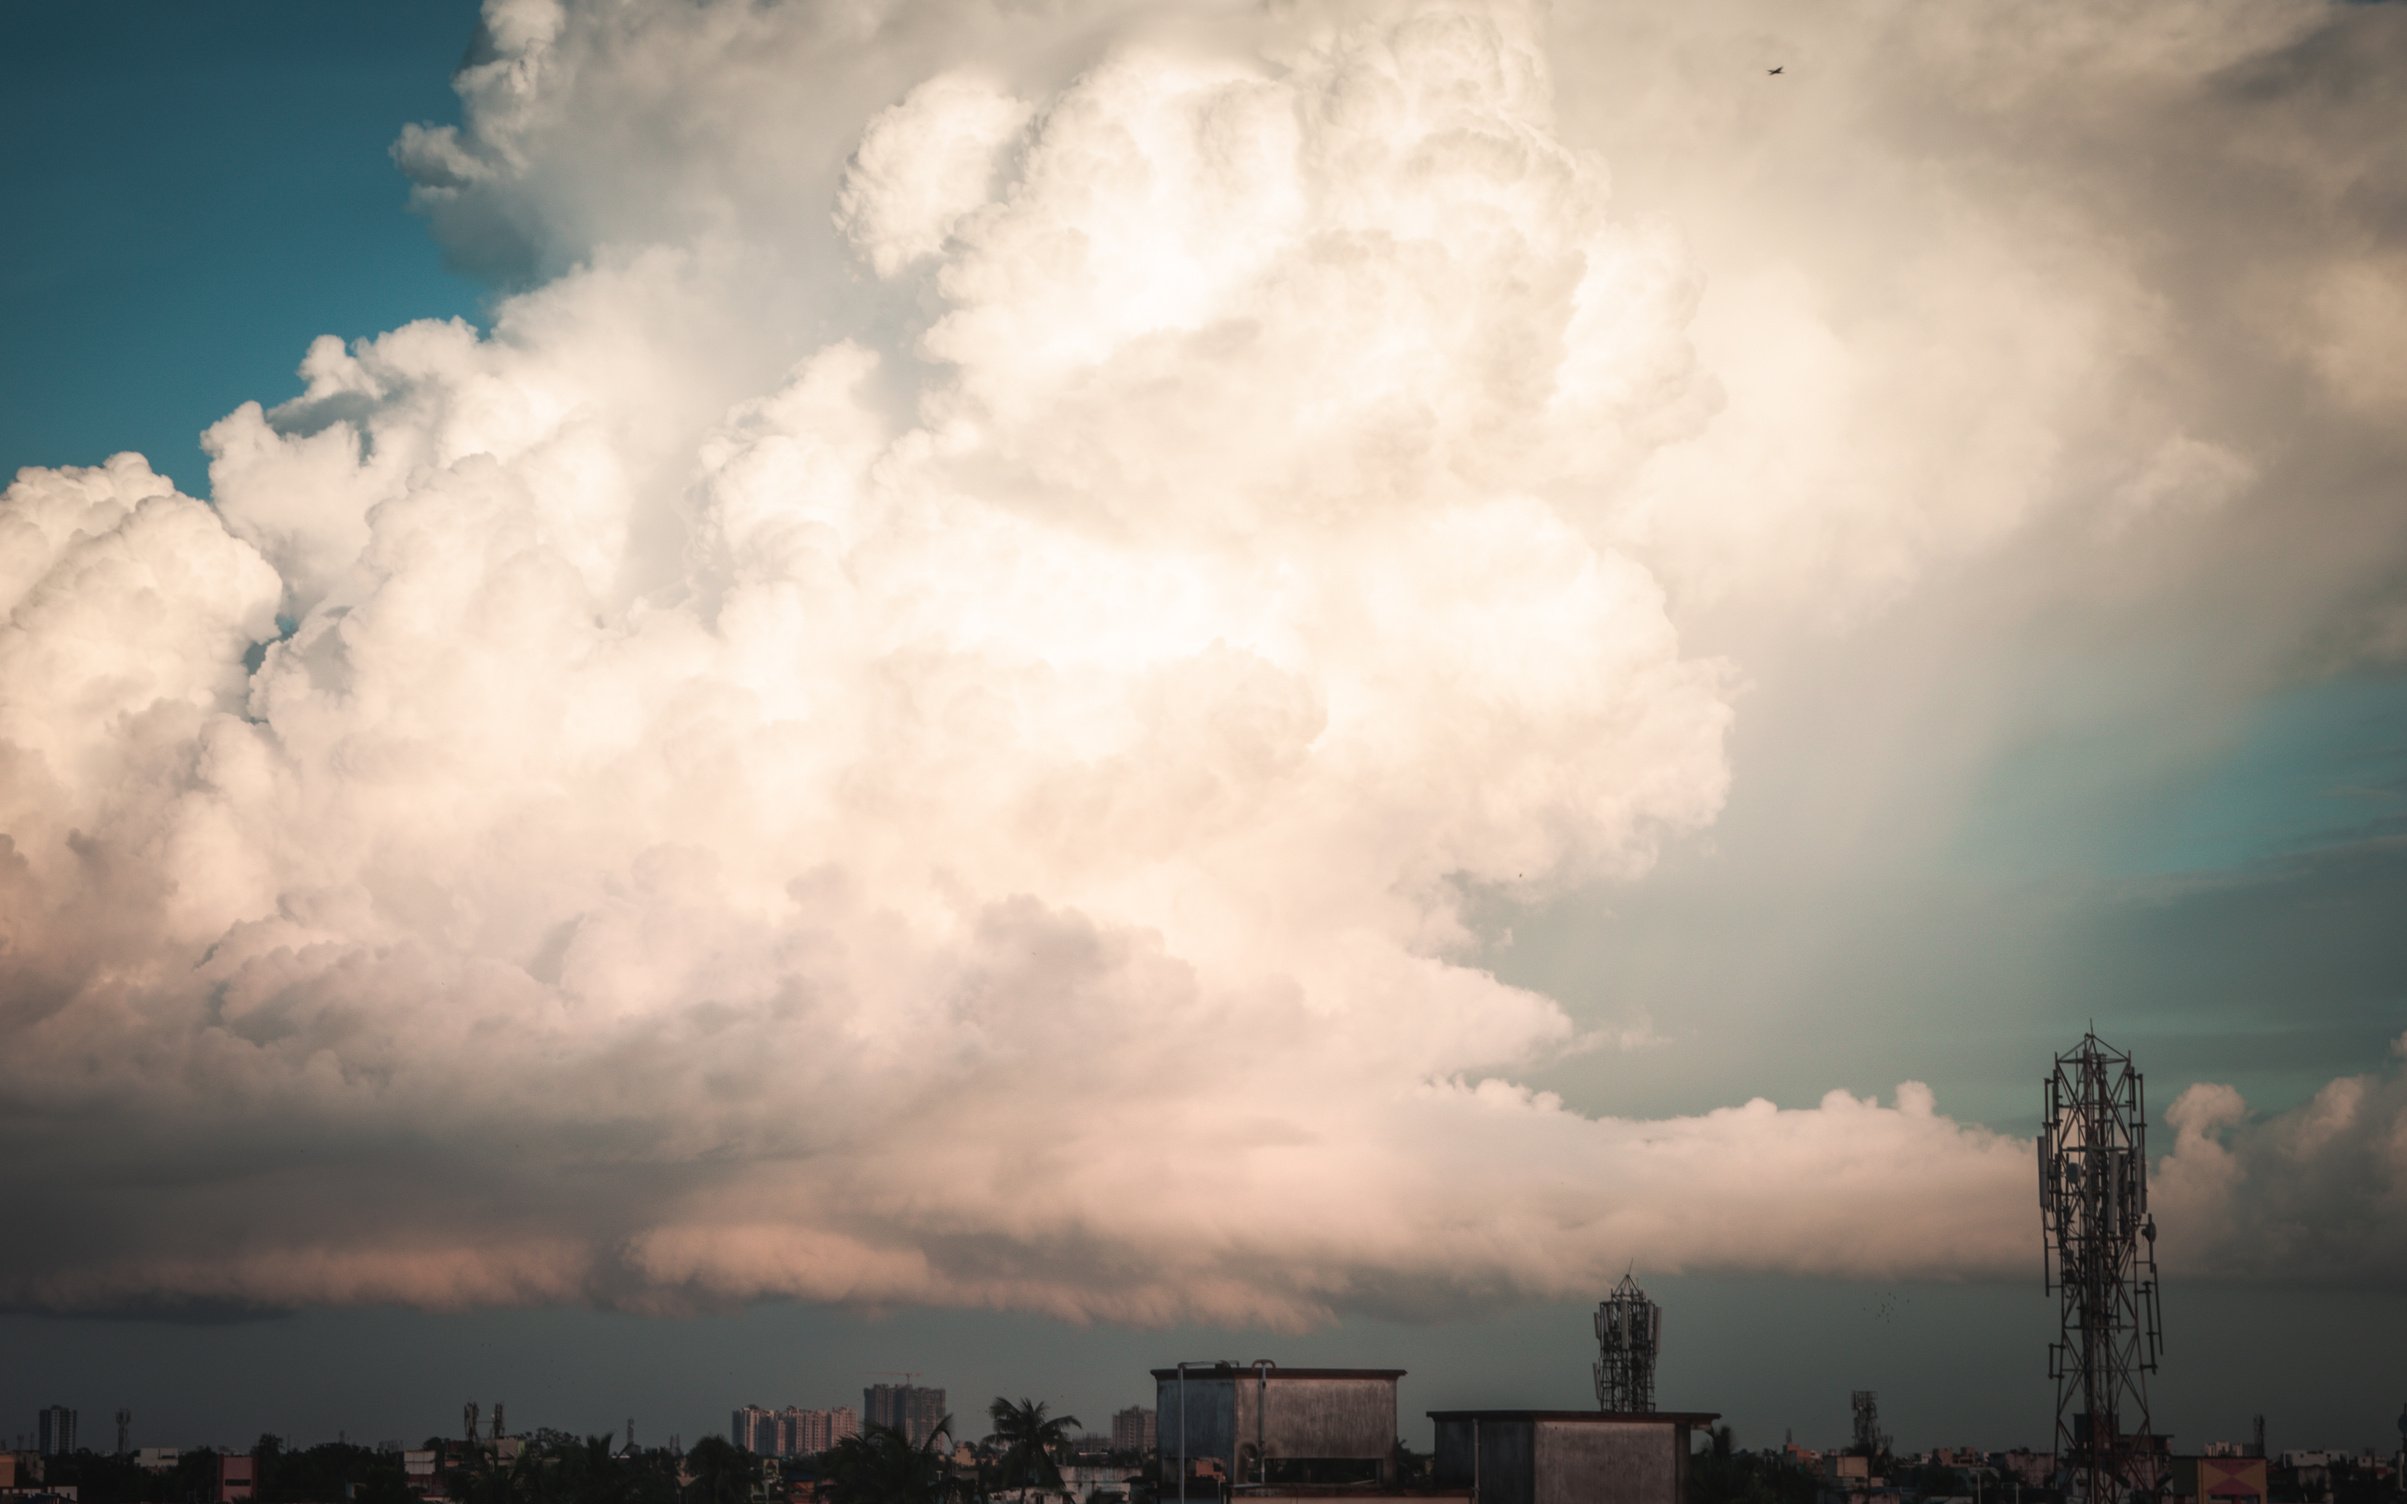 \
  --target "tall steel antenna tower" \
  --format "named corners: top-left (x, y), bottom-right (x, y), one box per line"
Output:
top-left (116, 1410), bottom-right (132, 1456)
top-left (464, 1402), bottom-right (480, 1447)
top-left (1593, 1271), bottom-right (1662, 1412)
top-left (2040, 1030), bottom-right (2164, 1504)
